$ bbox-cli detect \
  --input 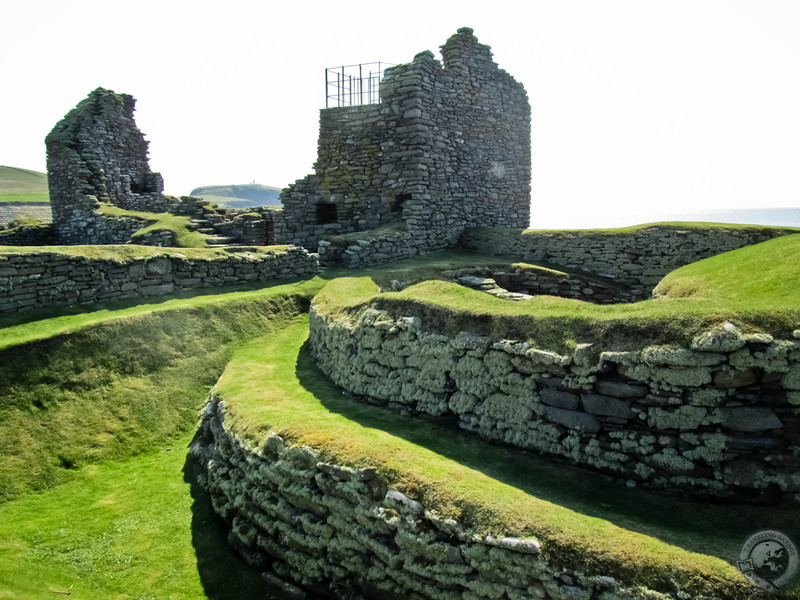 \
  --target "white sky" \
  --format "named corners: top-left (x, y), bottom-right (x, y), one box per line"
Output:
top-left (2, 0), bottom-right (799, 228)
